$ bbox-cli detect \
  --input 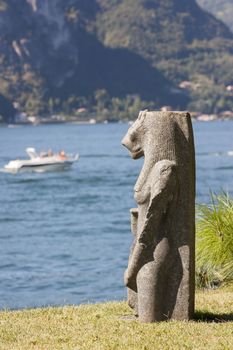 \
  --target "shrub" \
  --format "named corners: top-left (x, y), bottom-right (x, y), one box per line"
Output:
top-left (196, 192), bottom-right (233, 288)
